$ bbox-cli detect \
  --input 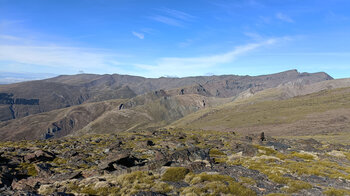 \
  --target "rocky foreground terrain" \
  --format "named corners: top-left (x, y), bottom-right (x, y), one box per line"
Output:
top-left (0, 129), bottom-right (349, 195)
